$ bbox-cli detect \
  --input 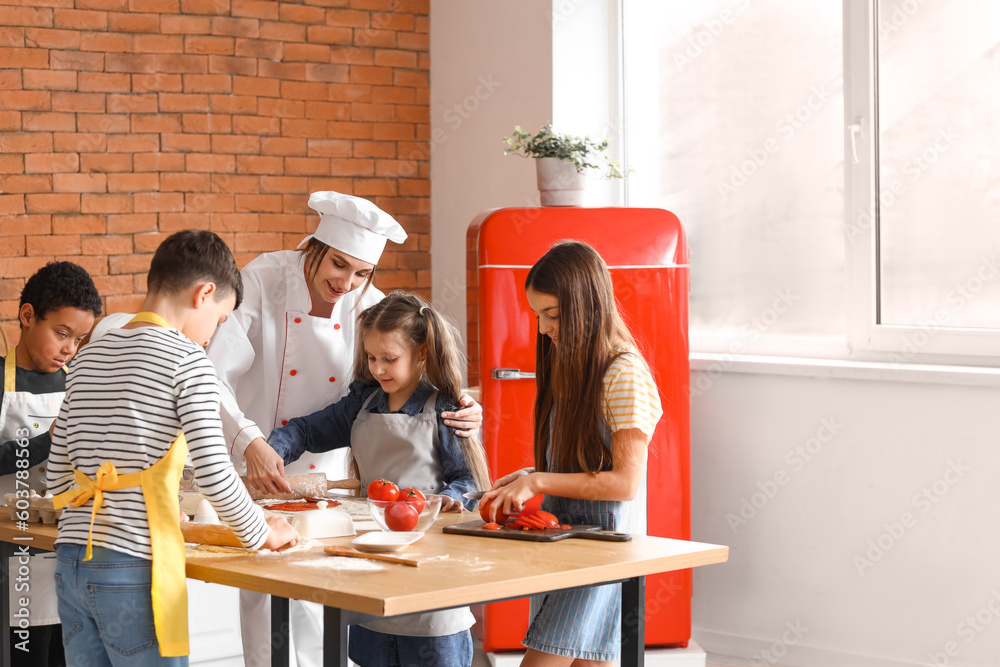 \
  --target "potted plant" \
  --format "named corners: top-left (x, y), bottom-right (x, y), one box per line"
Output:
top-left (502, 124), bottom-right (629, 206)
